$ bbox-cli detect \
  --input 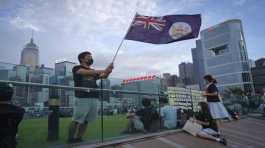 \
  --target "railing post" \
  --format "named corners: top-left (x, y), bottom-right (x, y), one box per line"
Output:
top-left (100, 79), bottom-right (104, 143)
top-left (47, 87), bottom-right (60, 141)
top-left (158, 89), bottom-right (162, 130)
